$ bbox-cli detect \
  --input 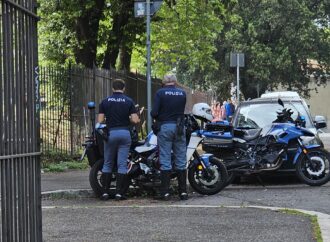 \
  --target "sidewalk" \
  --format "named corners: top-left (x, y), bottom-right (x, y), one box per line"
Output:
top-left (319, 132), bottom-right (330, 150)
top-left (41, 169), bottom-right (90, 192)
